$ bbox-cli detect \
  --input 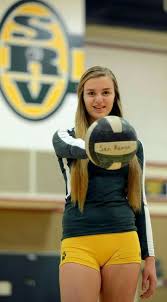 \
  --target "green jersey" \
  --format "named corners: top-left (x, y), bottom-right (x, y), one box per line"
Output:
top-left (53, 128), bottom-right (155, 260)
